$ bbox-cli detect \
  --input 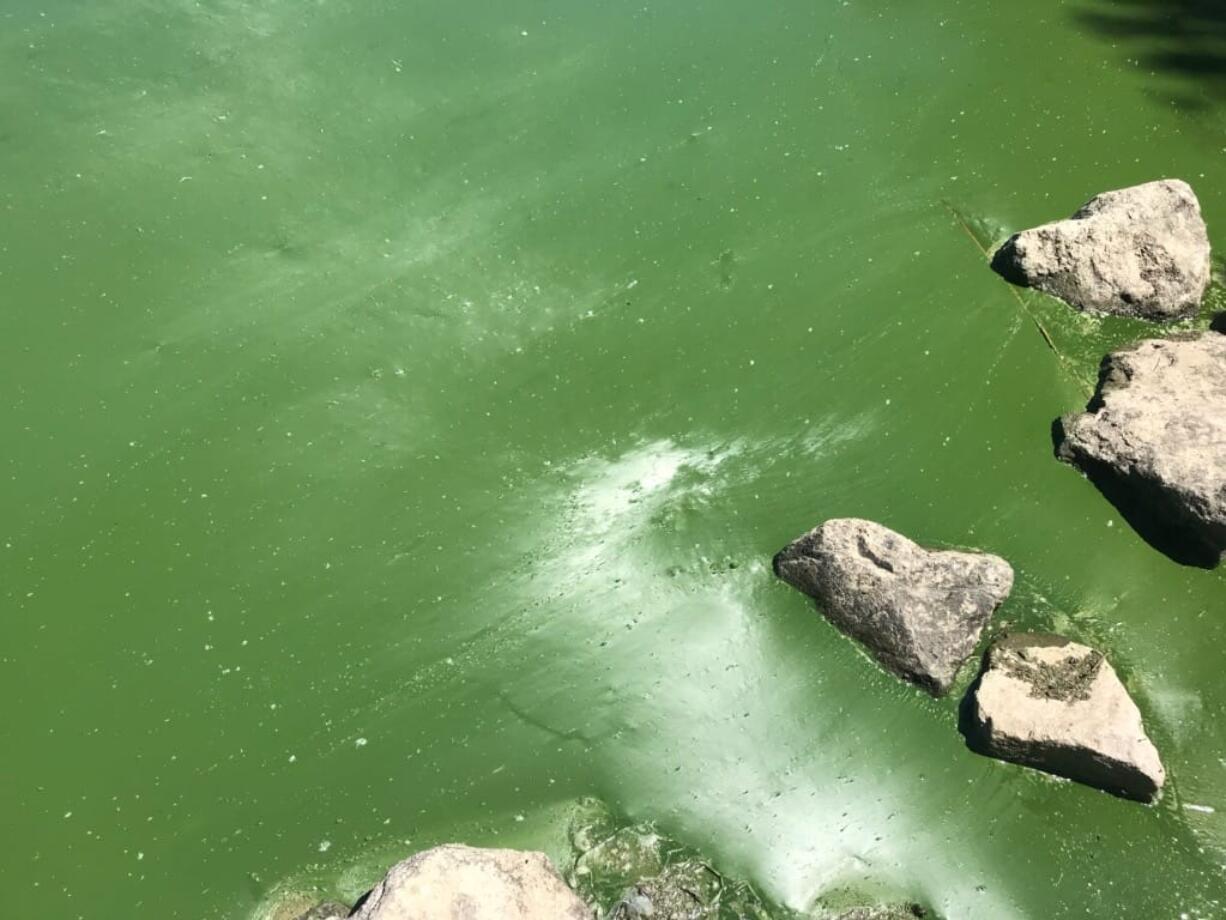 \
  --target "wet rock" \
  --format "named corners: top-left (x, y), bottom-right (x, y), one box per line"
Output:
top-left (991, 179), bottom-right (1210, 321)
top-left (964, 633), bottom-right (1165, 802)
top-left (265, 893), bottom-right (349, 920)
top-left (773, 519), bottom-right (1014, 695)
top-left (348, 844), bottom-right (589, 920)
top-left (1055, 332), bottom-right (1226, 566)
